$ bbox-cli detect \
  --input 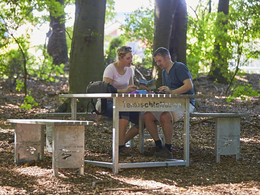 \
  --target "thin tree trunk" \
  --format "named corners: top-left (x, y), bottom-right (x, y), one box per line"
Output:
top-left (209, 0), bottom-right (230, 83)
top-left (47, 0), bottom-right (68, 66)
